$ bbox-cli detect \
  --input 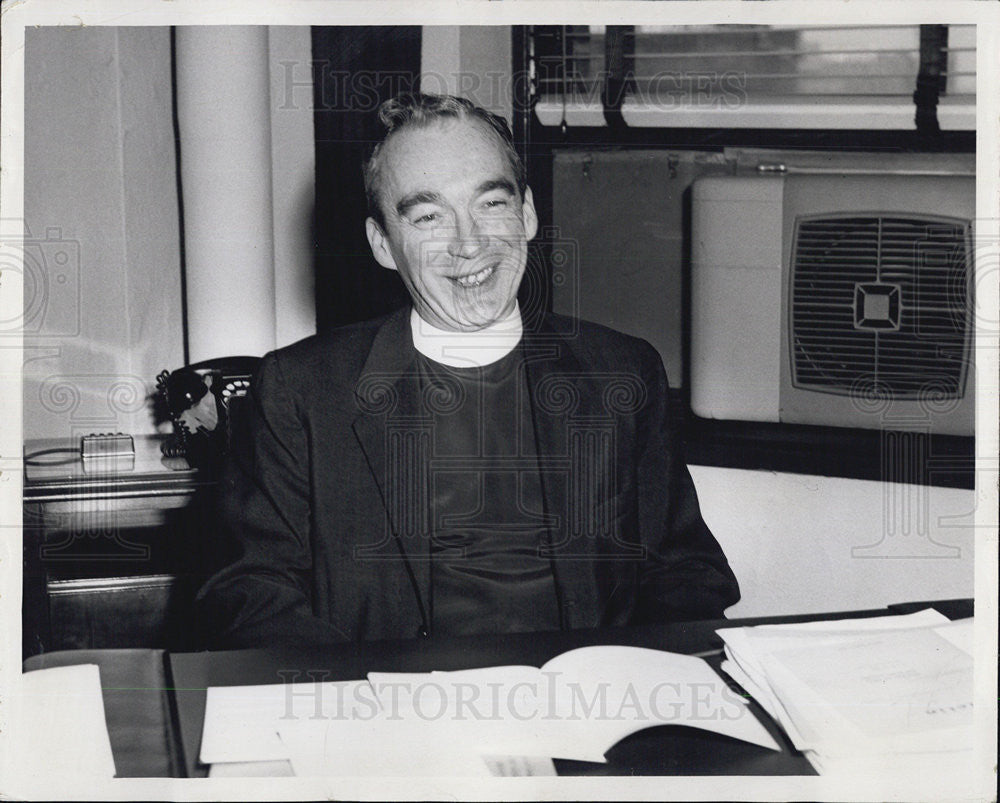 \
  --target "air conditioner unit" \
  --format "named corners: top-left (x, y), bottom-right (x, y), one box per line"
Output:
top-left (690, 172), bottom-right (974, 436)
